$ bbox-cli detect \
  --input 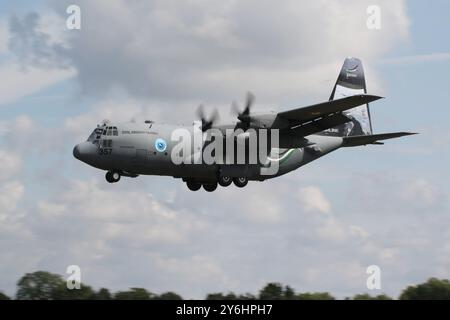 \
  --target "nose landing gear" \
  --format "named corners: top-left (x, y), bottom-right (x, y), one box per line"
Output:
top-left (105, 171), bottom-right (121, 183)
